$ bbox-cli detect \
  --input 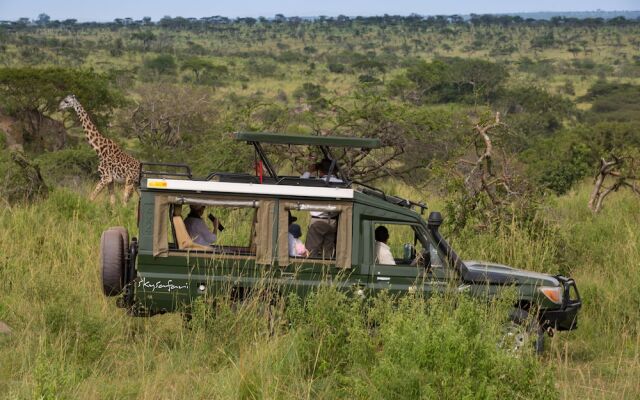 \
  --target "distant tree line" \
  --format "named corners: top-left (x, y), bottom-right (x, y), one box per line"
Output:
top-left (2, 13), bottom-right (639, 31)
